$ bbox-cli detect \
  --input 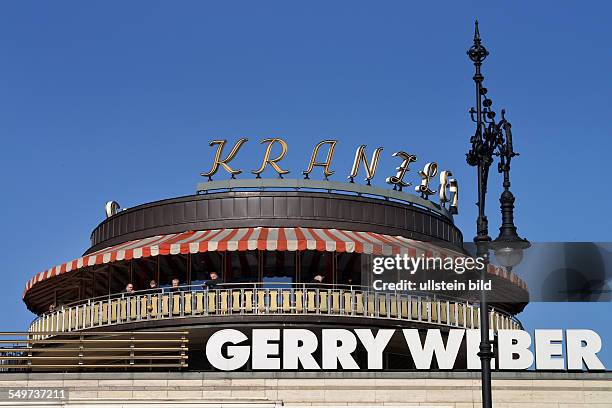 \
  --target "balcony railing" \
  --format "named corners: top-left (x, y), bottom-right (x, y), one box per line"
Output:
top-left (0, 331), bottom-right (188, 371)
top-left (29, 283), bottom-right (521, 336)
